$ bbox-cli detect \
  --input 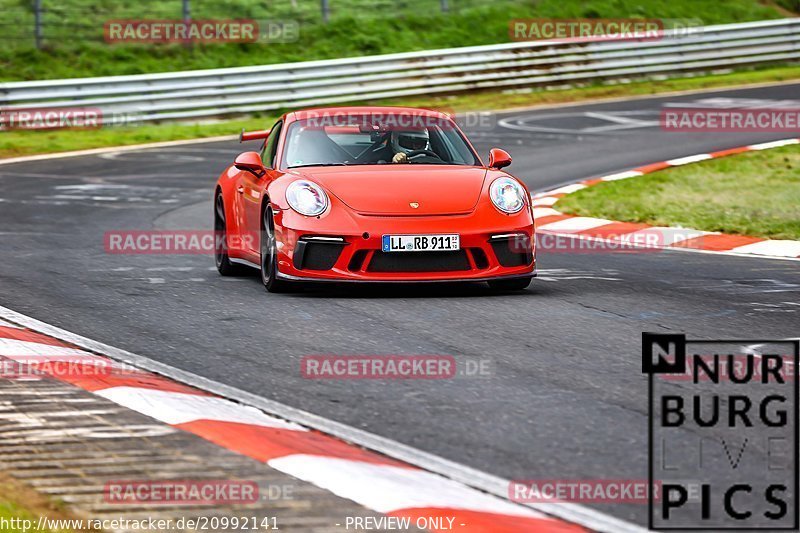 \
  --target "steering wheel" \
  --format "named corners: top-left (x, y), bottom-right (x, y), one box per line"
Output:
top-left (406, 149), bottom-right (442, 160)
